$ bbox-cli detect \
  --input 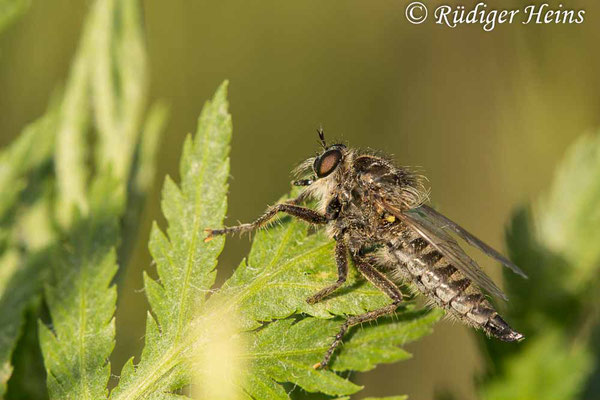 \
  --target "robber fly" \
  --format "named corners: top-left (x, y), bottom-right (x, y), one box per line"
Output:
top-left (205, 129), bottom-right (527, 369)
